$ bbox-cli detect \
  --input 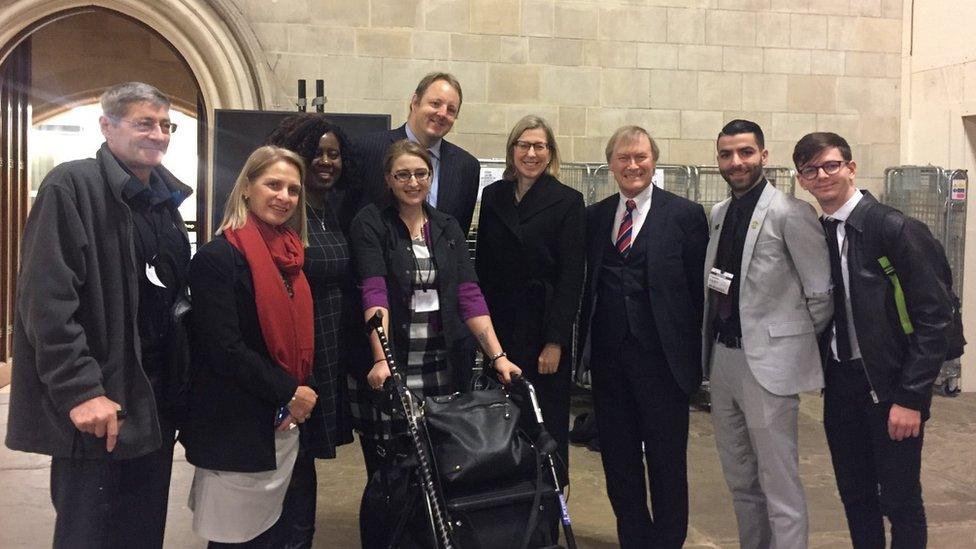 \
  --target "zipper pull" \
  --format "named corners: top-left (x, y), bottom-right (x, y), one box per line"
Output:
top-left (869, 390), bottom-right (879, 404)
